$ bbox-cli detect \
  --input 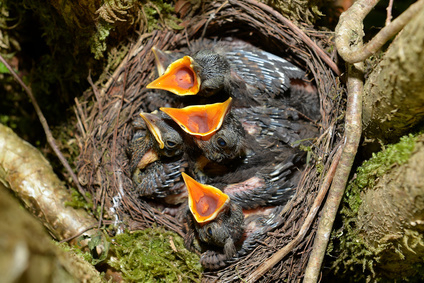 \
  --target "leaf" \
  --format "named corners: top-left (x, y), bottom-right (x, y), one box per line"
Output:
top-left (0, 61), bottom-right (10, 74)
